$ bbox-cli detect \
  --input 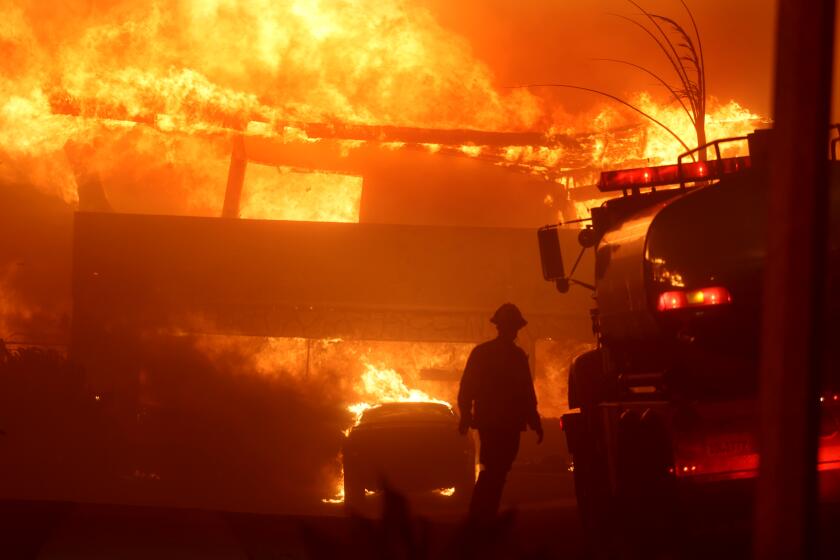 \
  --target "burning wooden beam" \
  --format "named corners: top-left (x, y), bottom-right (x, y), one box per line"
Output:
top-left (48, 89), bottom-right (573, 148)
top-left (293, 122), bottom-right (572, 148)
